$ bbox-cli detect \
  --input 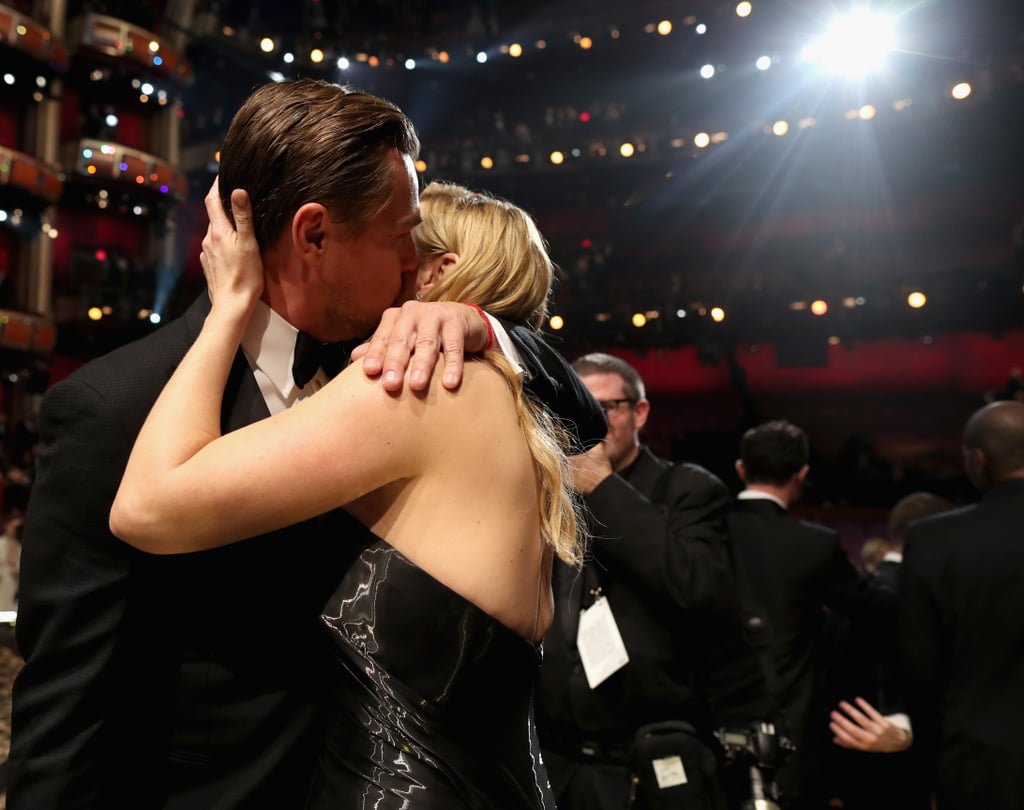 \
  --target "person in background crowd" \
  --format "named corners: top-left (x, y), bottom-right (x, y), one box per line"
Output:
top-left (901, 400), bottom-right (1024, 809)
top-left (537, 352), bottom-right (740, 810)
